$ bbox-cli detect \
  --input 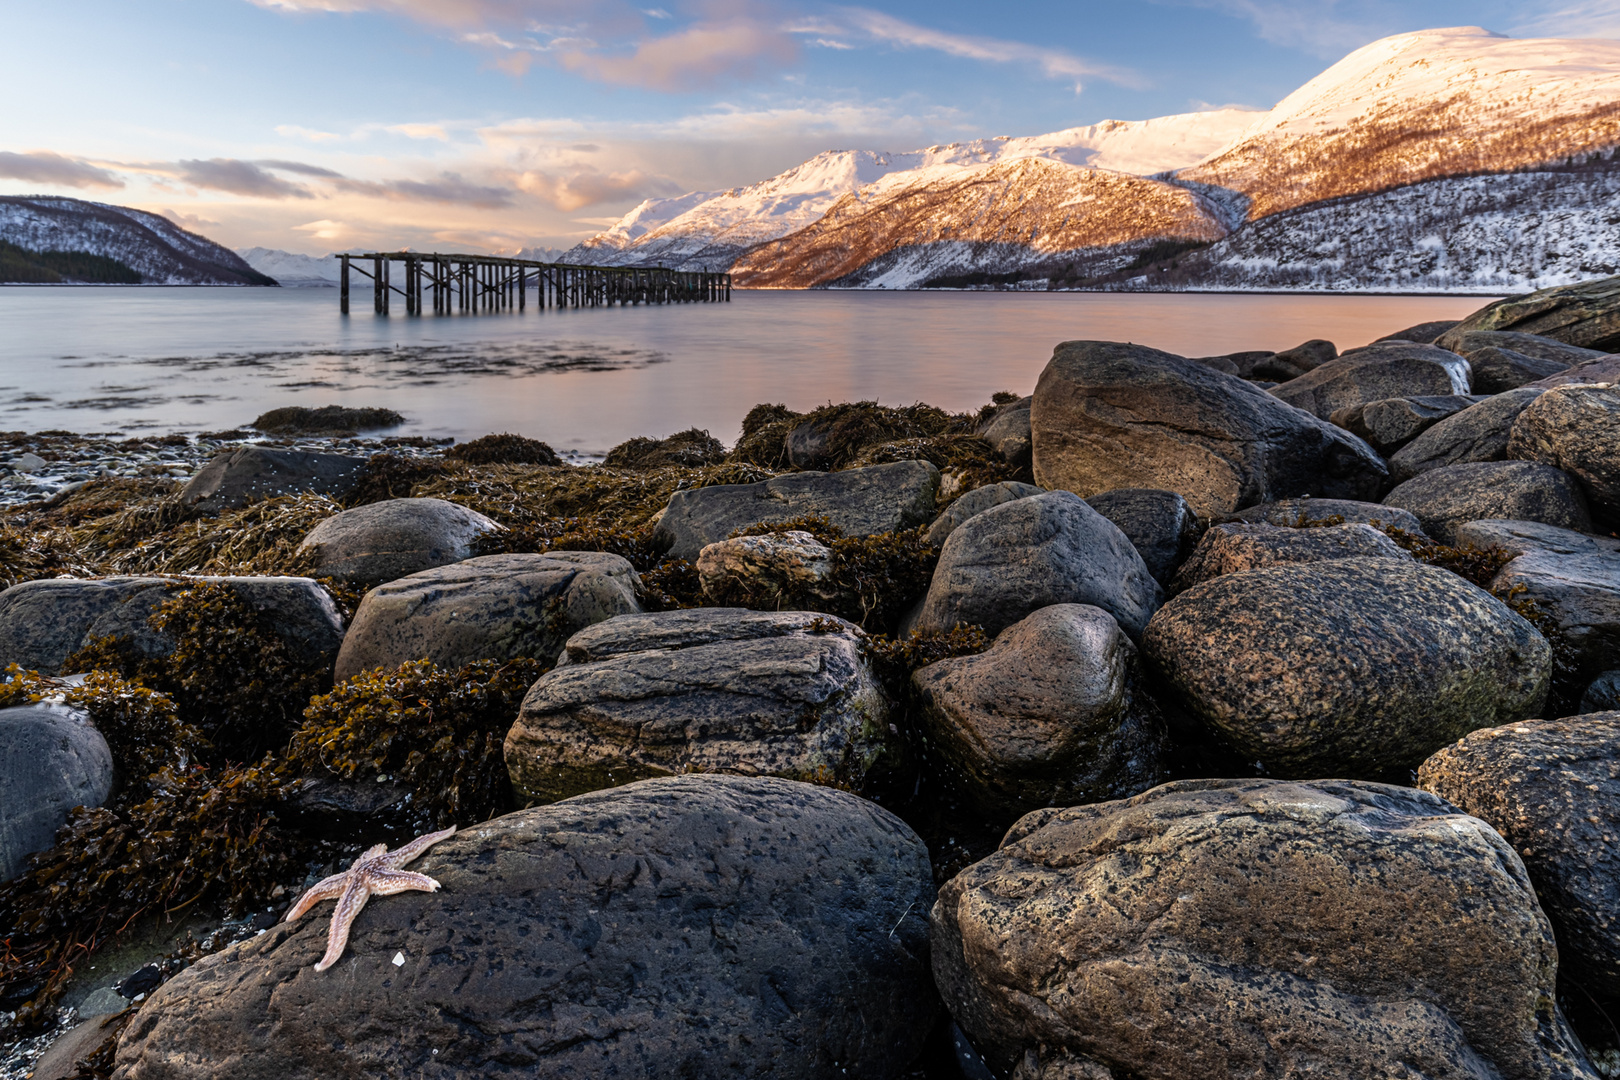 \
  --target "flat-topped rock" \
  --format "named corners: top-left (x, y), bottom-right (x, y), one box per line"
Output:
top-left (1270, 342), bottom-right (1472, 420)
top-left (1439, 274), bottom-right (1620, 352)
top-left (1466, 347), bottom-right (1578, 394)
top-left (112, 775), bottom-right (938, 1080)
top-left (1454, 519), bottom-right (1620, 560)
top-left (295, 497), bottom-right (500, 588)
top-left (334, 553), bottom-right (640, 681)
top-left (1528, 353), bottom-right (1620, 389)
top-left (1383, 460), bottom-right (1591, 544)
top-left (1228, 497), bottom-right (1425, 535)
top-left (1142, 558), bottom-right (1550, 778)
top-left (651, 460), bottom-right (939, 561)
top-left (1388, 389), bottom-right (1546, 483)
top-left (179, 446), bottom-right (367, 514)
top-left (506, 610), bottom-right (897, 803)
top-left (1170, 521), bottom-right (1409, 594)
top-left (0, 702), bottom-right (112, 881)
top-left (933, 778), bottom-right (1597, 1080)
top-left (1030, 340), bottom-right (1386, 518)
